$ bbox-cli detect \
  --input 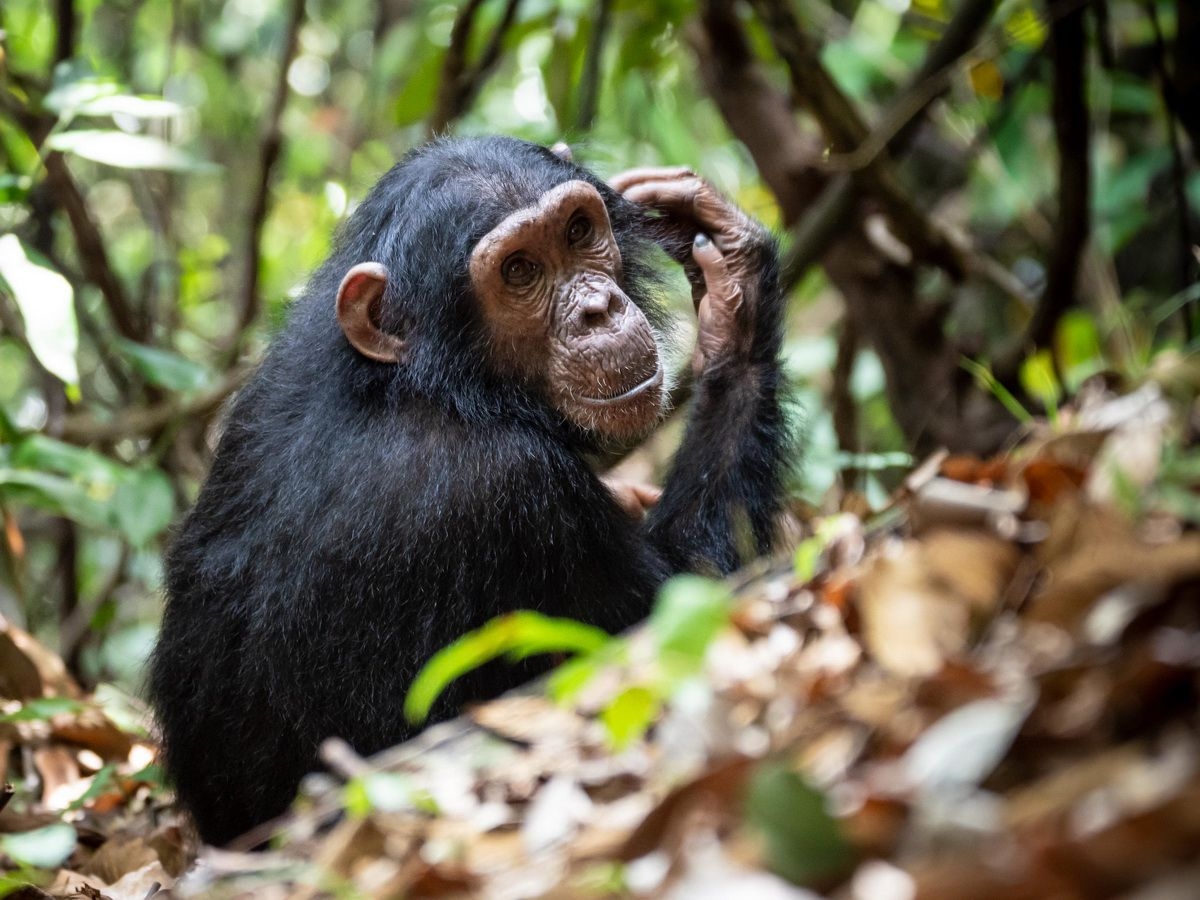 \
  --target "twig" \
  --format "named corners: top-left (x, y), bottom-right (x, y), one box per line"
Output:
top-left (576, 0), bottom-right (613, 132)
top-left (781, 176), bottom-right (856, 287)
top-left (44, 155), bottom-right (146, 341)
top-left (426, 0), bottom-right (522, 136)
top-left (831, 318), bottom-right (860, 492)
top-left (231, 0), bottom-right (305, 344)
top-left (692, 0), bottom-right (1013, 455)
top-left (53, 158), bottom-right (146, 340)
top-left (0, 88), bottom-right (146, 343)
top-left (1144, 0), bottom-right (1197, 339)
top-left (1024, 0), bottom-right (1090, 351)
top-left (746, 0), bottom-right (967, 278)
top-left (58, 365), bottom-right (251, 443)
top-left (834, 0), bottom-right (1000, 166)
top-left (54, 0), bottom-right (76, 65)
top-left (1169, 0), bottom-right (1200, 151)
